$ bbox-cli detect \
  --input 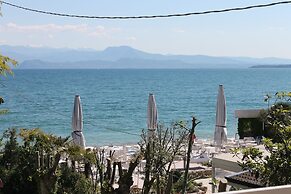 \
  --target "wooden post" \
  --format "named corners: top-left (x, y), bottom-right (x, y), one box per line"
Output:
top-left (46, 154), bottom-right (50, 168)
top-left (105, 158), bottom-right (112, 181)
top-left (41, 151), bottom-right (44, 170)
top-left (117, 161), bottom-right (123, 178)
top-left (212, 164), bottom-right (216, 193)
top-left (218, 178), bottom-right (227, 192)
top-left (36, 151), bottom-right (40, 169)
top-left (110, 162), bottom-right (117, 185)
top-left (181, 117), bottom-right (200, 194)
